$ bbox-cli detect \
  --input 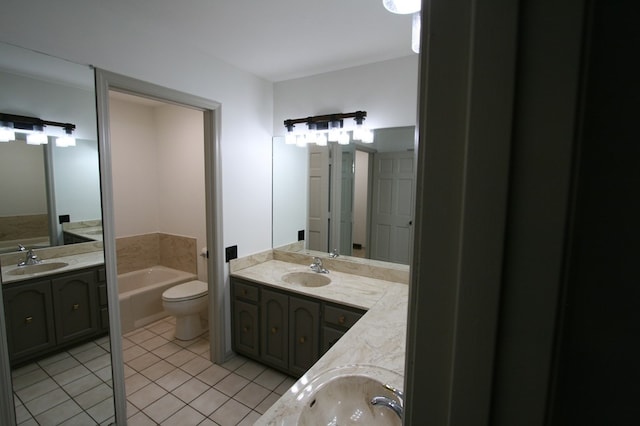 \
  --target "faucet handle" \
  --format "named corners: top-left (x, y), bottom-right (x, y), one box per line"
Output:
top-left (384, 383), bottom-right (404, 404)
top-left (18, 244), bottom-right (26, 252)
